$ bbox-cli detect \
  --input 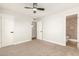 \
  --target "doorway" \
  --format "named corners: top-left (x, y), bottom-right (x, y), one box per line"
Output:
top-left (66, 14), bottom-right (77, 48)
top-left (32, 21), bottom-right (37, 40)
